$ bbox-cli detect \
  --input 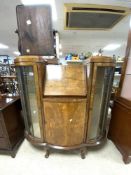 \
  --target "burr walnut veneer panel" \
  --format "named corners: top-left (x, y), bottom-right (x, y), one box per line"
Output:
top-left (44, 65), bottom-right (87, 96)
top-left (43, 98), bottom-right (87, 146)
